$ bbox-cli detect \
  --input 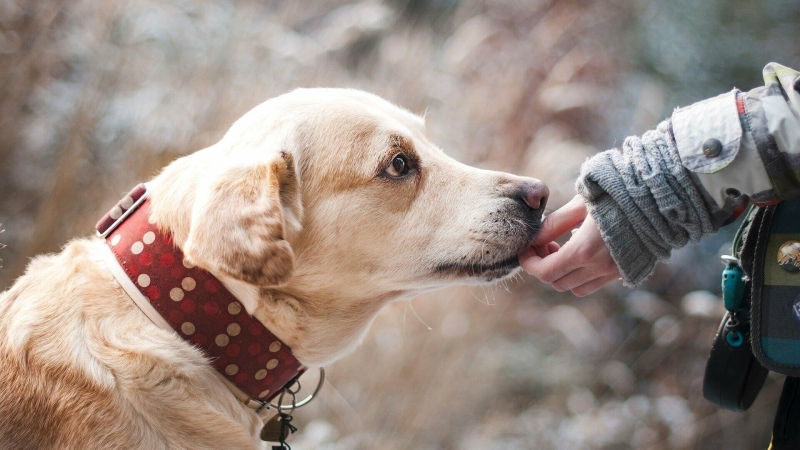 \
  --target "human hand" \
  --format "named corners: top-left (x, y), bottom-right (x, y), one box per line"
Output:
top-left (519, 195), bottom-right (621, 296)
